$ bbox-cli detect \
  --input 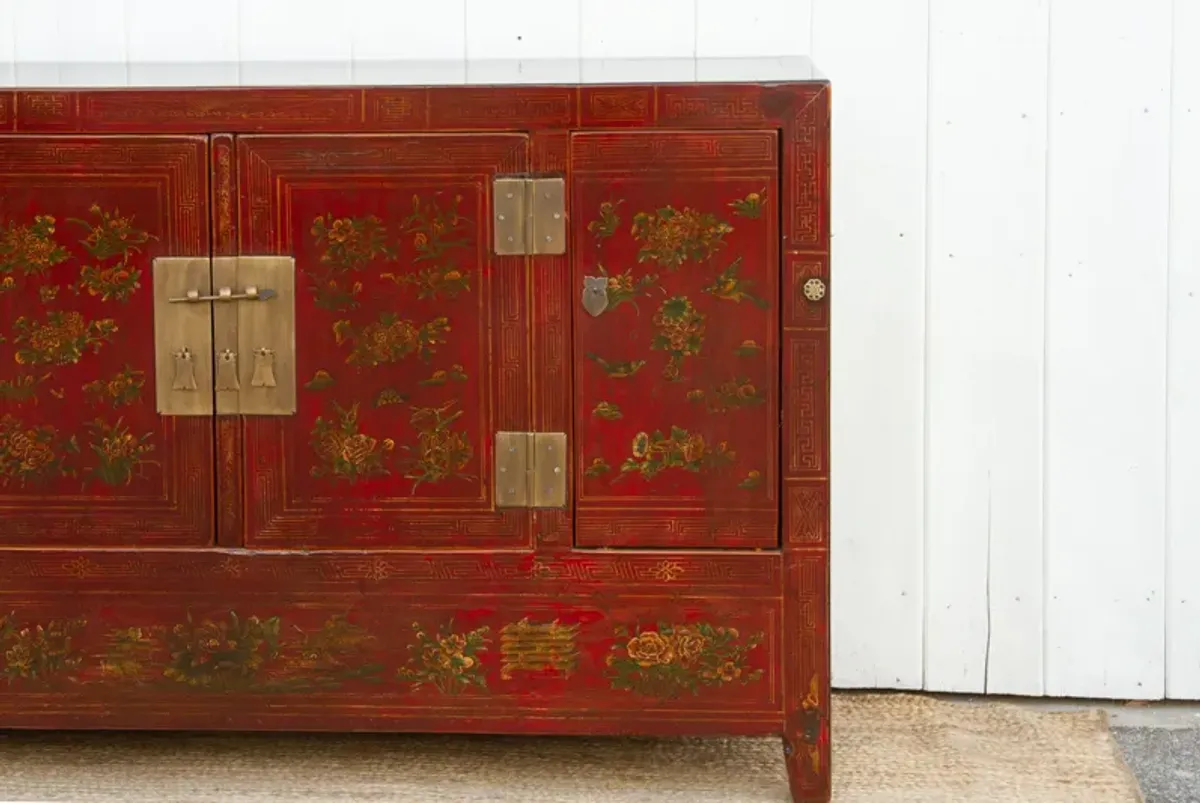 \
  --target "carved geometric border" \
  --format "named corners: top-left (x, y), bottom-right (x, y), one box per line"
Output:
top-left (7, 85), bottom-right (828, 247)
